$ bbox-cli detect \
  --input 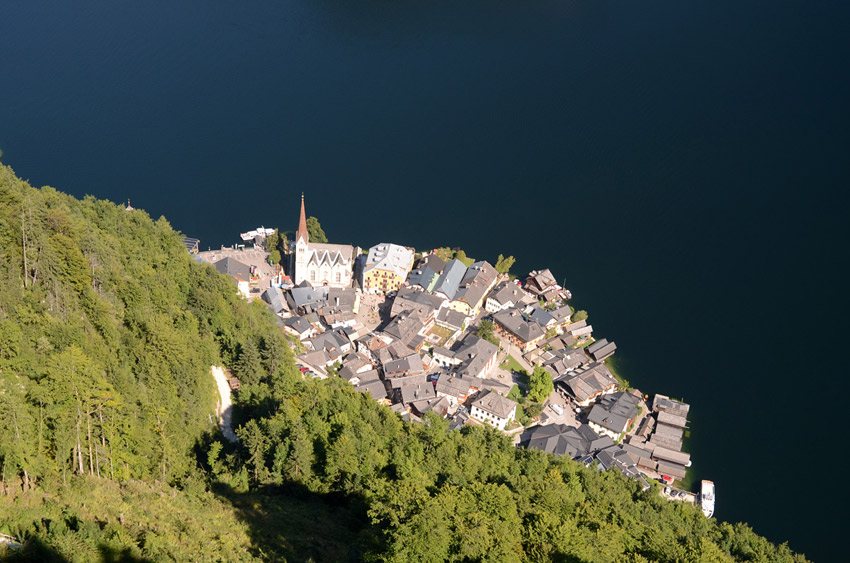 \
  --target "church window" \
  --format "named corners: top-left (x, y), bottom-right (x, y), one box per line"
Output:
top-left (310, 271), bottom-right (316, 281)
top-left (336, 272), bottom-right (341, 283)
